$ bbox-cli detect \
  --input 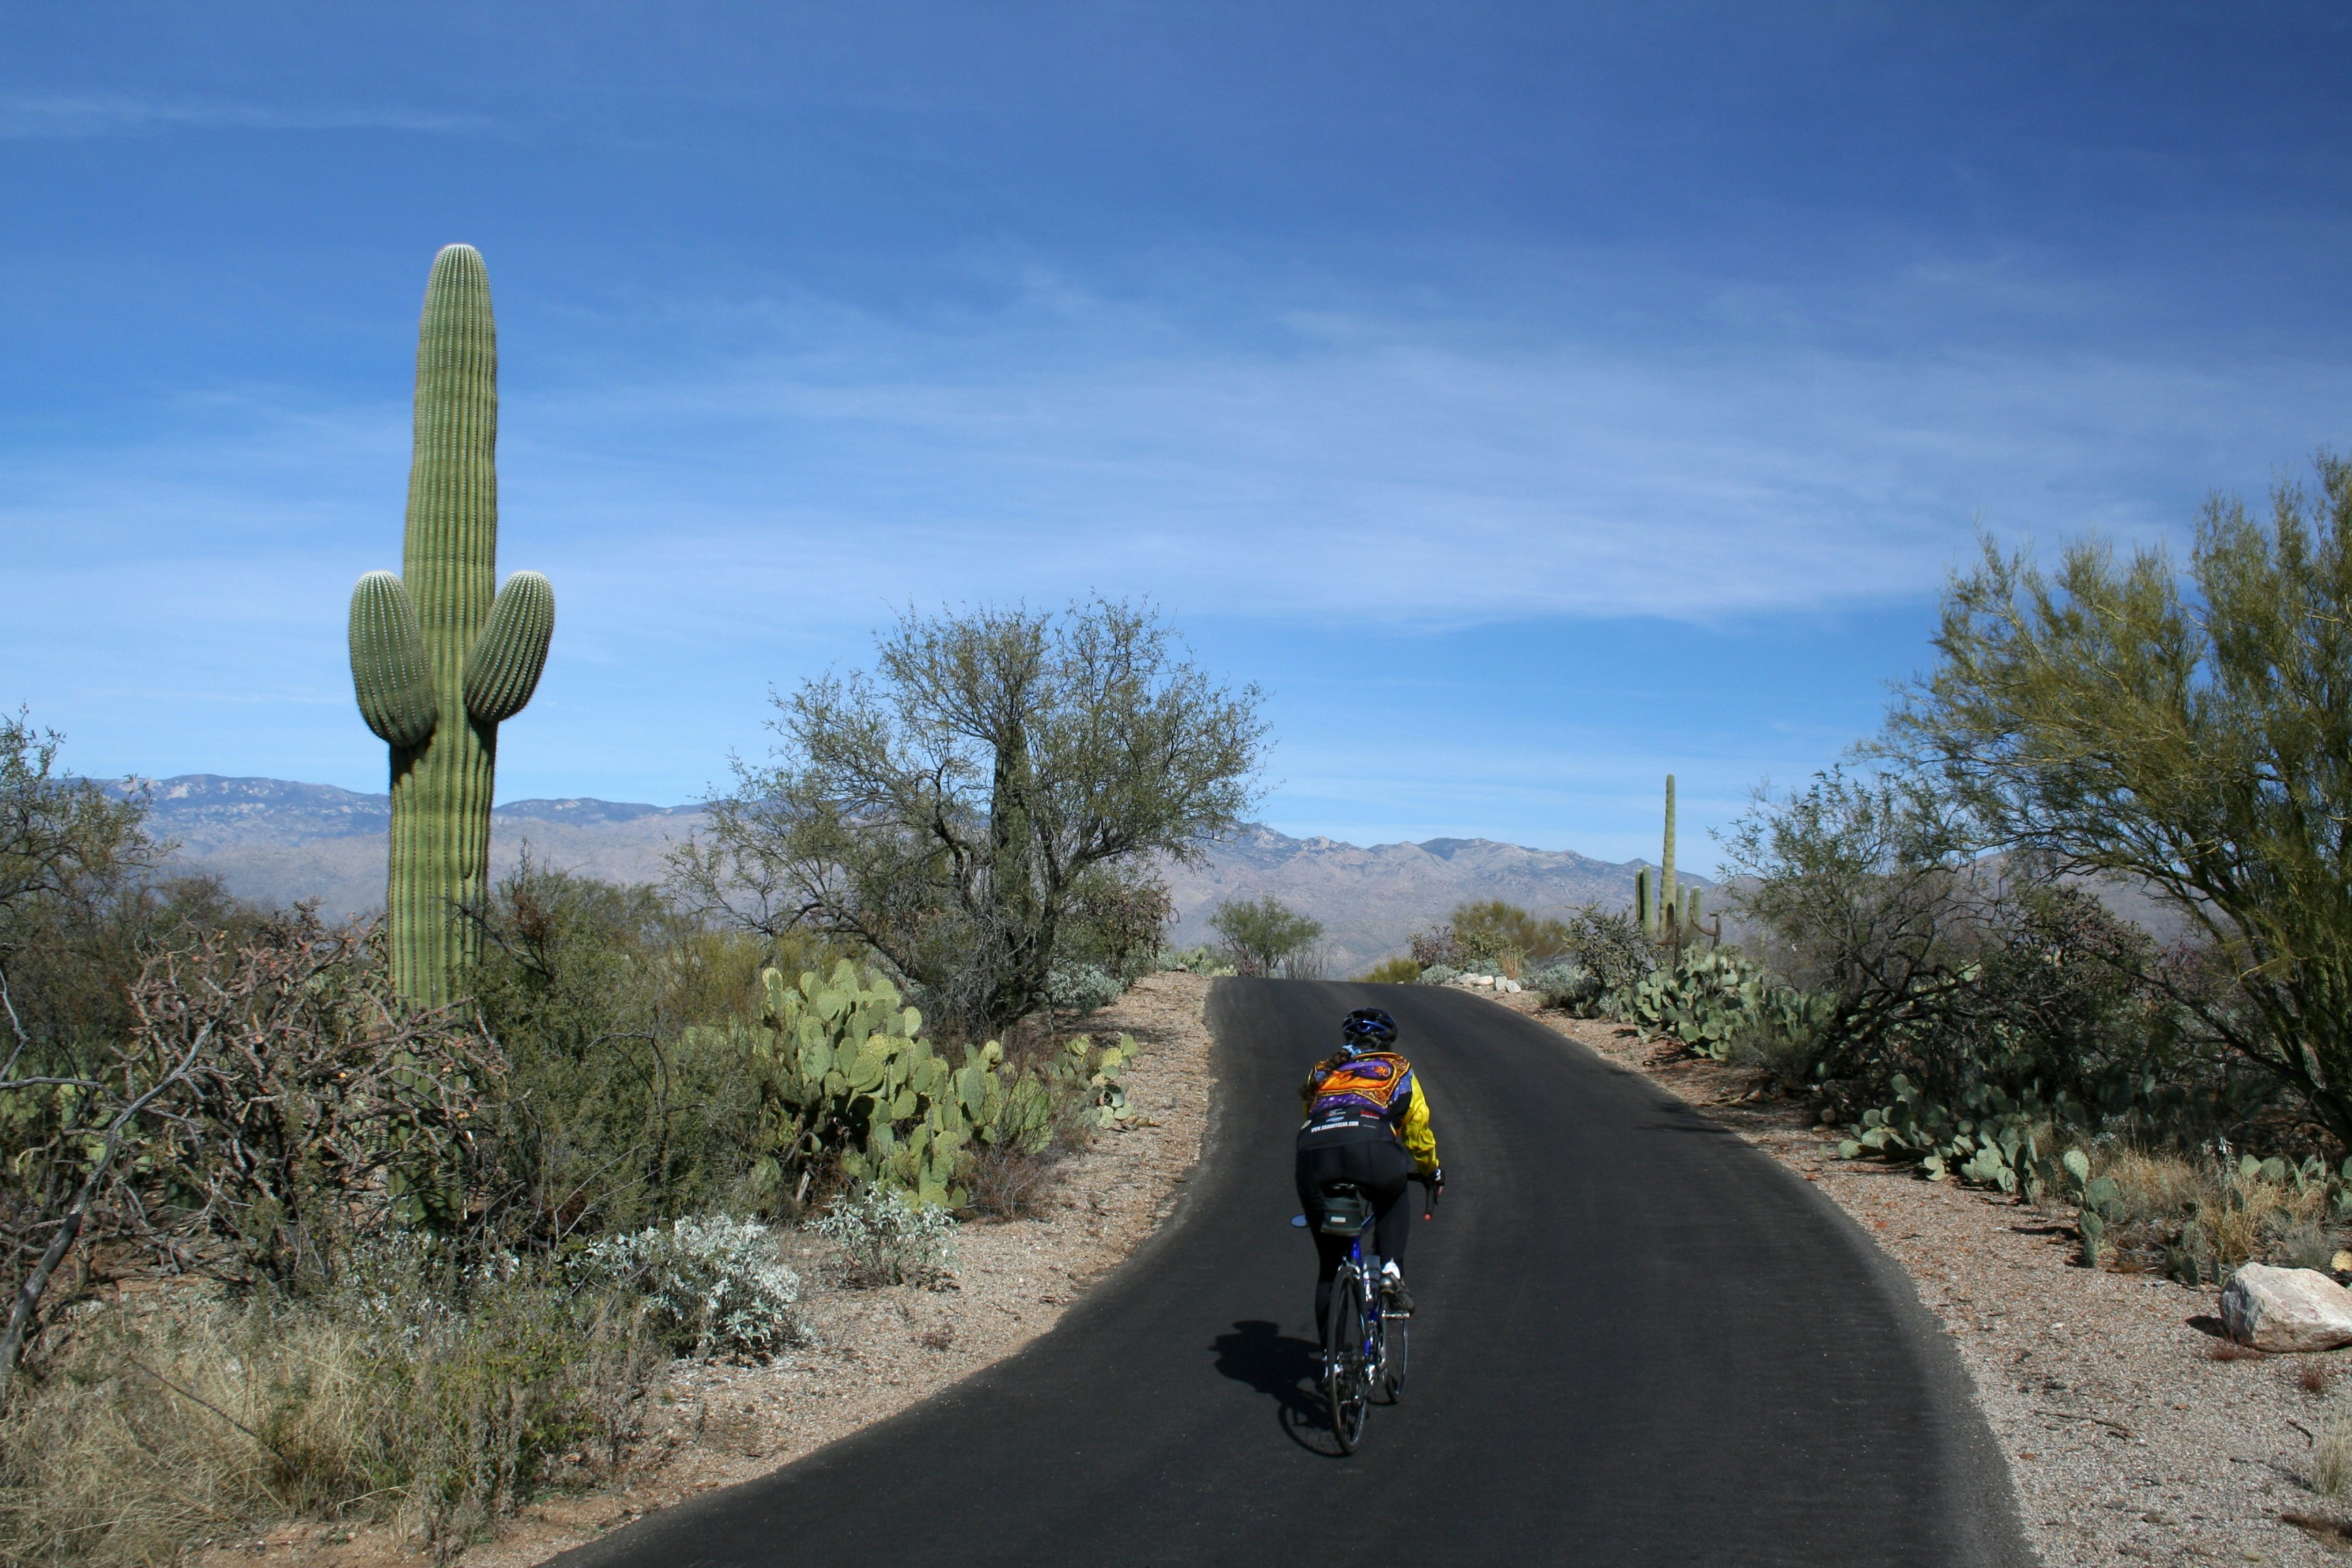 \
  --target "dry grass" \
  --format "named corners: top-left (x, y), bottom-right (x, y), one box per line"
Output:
top-left (2319, 1409), bottom-right (2352, 1499)
top-left (0, 1294), bottom-right (351, 1567)
top-left (2097, 1149), bottom-right (2210, 1223)
top-left (962, 1143), bottom-right (1064, 1220)
top-left (2093, 1147), bottom-right (2340, 1275)
top-left (0, 1264), bottom-right (659, 1568)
